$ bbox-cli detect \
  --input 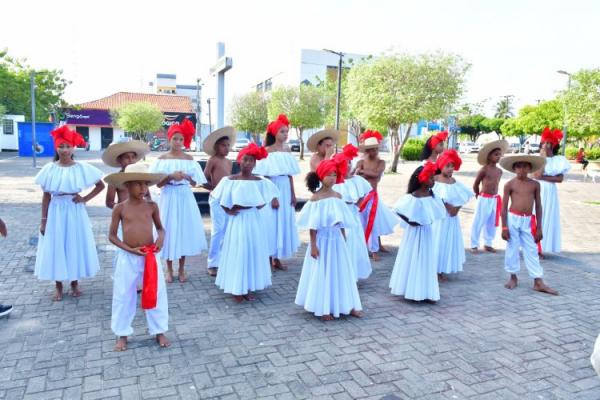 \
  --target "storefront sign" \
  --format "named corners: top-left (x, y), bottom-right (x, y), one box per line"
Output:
top-left (64, 109), bottom-right (112, 126)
